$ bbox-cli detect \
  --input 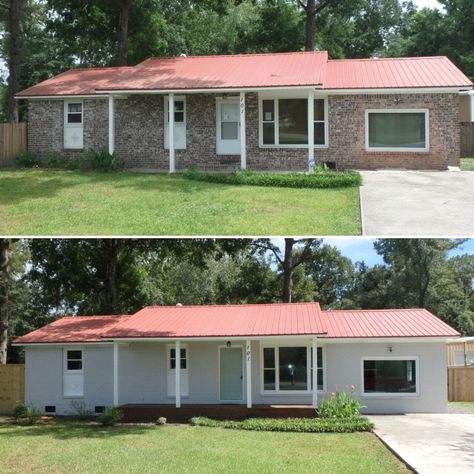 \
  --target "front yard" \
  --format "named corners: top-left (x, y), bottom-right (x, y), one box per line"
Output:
top-left (0, 170), bottom-right (361, 235)
top-left (460, 158), bottom-right (474, 171)
top-left (0, 418), bottom-right (409, 474)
